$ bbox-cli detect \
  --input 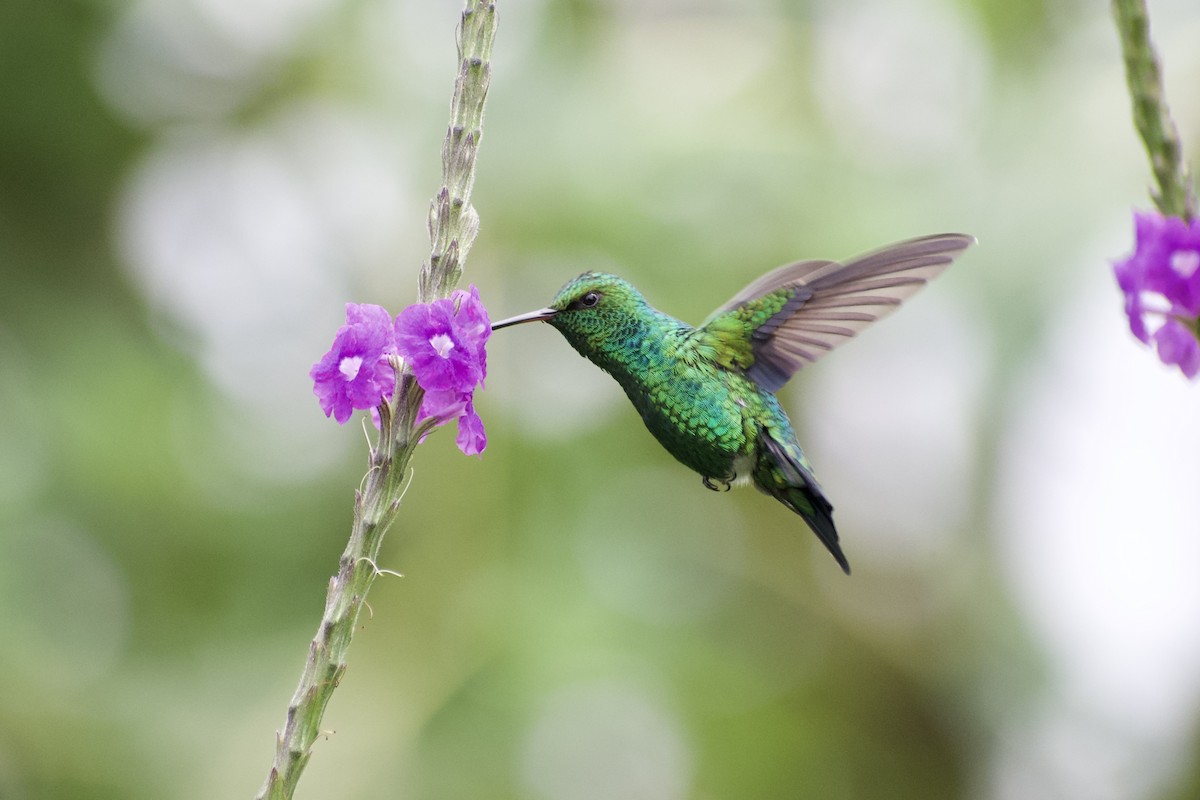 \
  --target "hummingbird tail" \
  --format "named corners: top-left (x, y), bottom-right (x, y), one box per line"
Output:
top-left (776, 486), bottom-right (850, 575)
top-left (758, 430), bottom-right (851, 575)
